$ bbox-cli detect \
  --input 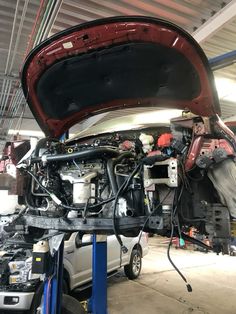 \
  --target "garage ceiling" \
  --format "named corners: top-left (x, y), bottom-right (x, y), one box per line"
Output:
top-left (0, 0), bottom-right (236, 150)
